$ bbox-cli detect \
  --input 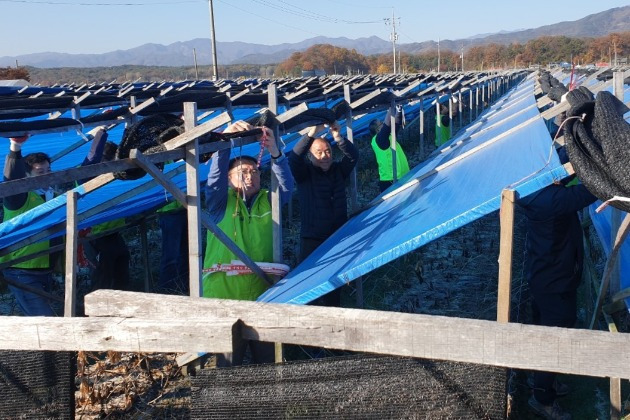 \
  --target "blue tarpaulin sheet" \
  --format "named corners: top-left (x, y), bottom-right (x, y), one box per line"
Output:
top-left (0, 96), bottom-right (425, 249)
top-left (259, 75), bottom-right (571, 304)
